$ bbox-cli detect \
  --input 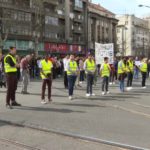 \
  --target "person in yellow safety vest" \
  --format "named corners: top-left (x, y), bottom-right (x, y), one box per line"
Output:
top-left (40, 54), bottom-right (53, 104)
top-left (100, 57), bottom-right (111, 95)
top-left (126, 57), bottom-right (134, 91)
top-left (140, 58), bottom-right (148, 89)
top-left (84, 53), bottom-right (96, 97)
top-left (66, 54), bottom-right (78, 100)
top-left (4, 46), bottom-right (21, 109)
top-left (118, 57), bottom-right (127, 92)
